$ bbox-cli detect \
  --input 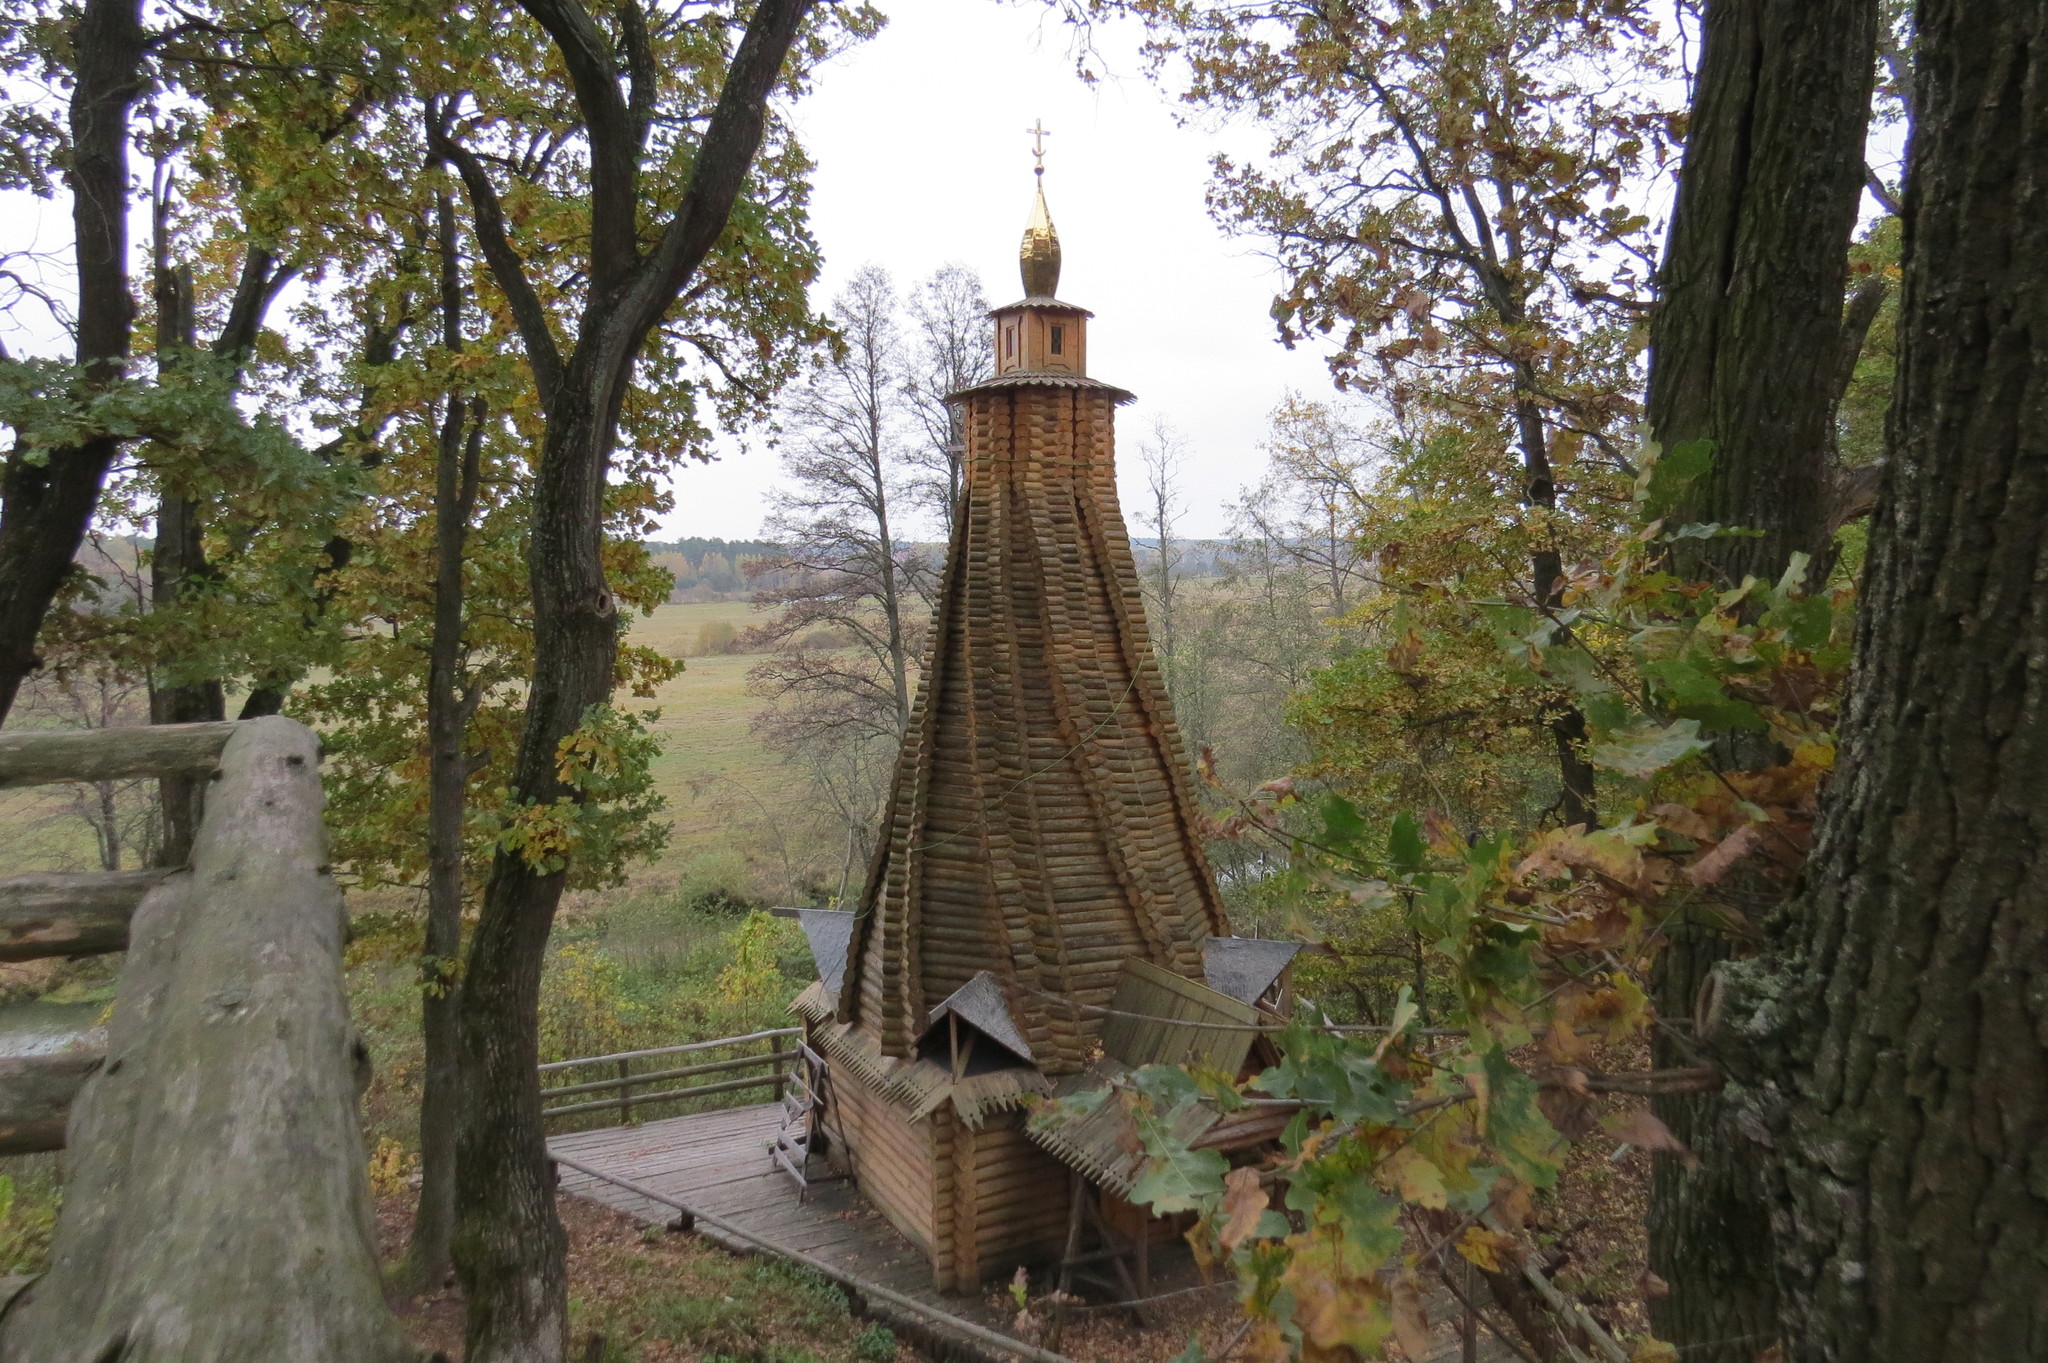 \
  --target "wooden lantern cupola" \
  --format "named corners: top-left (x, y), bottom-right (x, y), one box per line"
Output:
top-left (992, 181), bottom-right (1090, 377)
